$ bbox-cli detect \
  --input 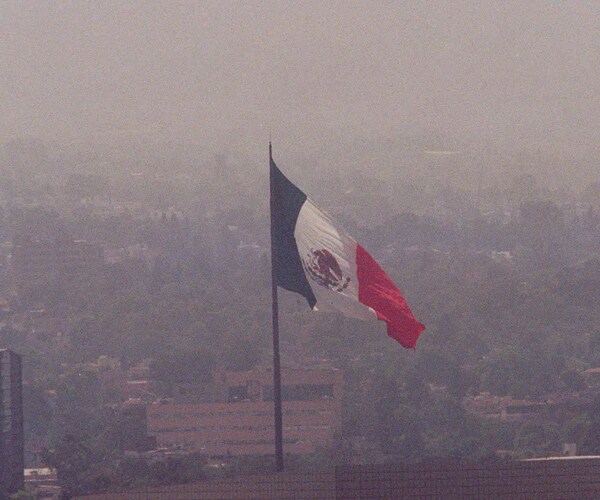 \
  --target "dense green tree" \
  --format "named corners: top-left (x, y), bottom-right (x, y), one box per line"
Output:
top-left (581, 396), bottom-right (600, 454)
top-left (513, 421), bottom-right (561, 458)
top-left (23, 383), bottom-right (53, 438)
top-left (149, 349), bottom-right (215, 395)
